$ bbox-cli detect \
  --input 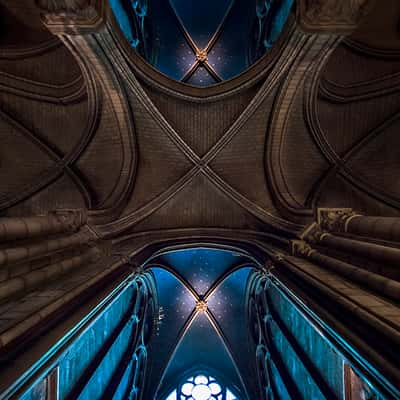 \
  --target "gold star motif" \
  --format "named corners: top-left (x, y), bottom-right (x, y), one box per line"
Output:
top-left (195, 49), bottom-right (208, 63)
top-left (196, 300), bottom-right (208, 313)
